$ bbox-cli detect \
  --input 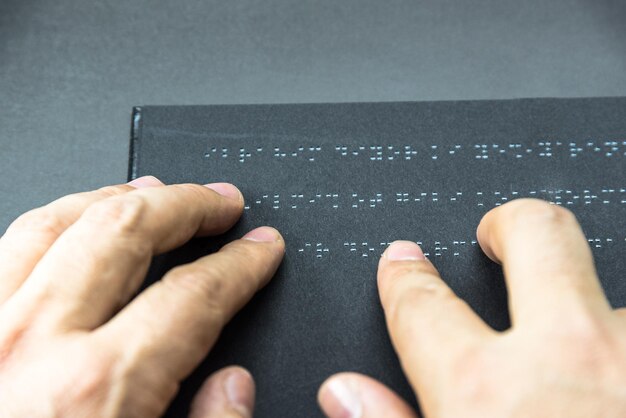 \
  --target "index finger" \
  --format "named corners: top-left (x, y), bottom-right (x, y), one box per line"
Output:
top-left (13, 182), bottom-right (245, 332)
top-left (0, 176), bottom-right (162, 304)
top-left (377, 241), bottom-right (493, 397)
top-left (96, 226), bottom-right (285, 384)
